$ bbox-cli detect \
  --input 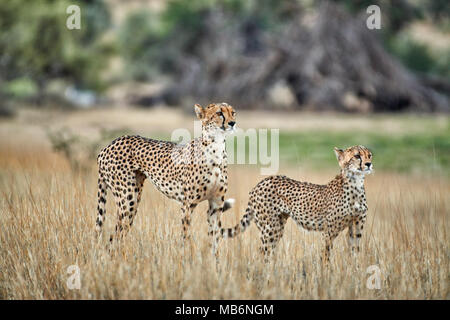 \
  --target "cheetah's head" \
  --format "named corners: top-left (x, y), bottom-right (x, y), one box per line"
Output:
top-left (334, 145), bottom-right (373, 176)
top-left (194, 103), bottom-right (236, 135)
